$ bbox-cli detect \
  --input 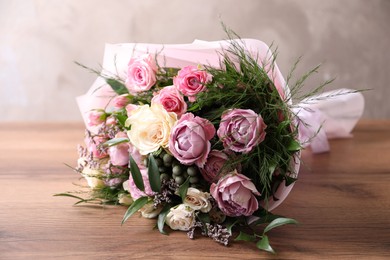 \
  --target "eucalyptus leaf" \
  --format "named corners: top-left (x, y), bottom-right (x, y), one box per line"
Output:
top-left (121, 196), bottom-right (148, 225)
top-left (104, 137), bottom-right (129, 147)
top-left (178, 177), bottom-right (190, 201)
top-left (263, 217), bottom-right (298, 233)
top-left (148, 154), bottom-right (161, 193)
top-left (157, 204), bottom-right (172, 235)
top-left (129, 155), bottom-right (145, 191)
top-left (234, 231), bottom-right (256, 242)
top-left (106, 78), bottom-right (129, 95)
top-left (256, 235), bottom-right (275, 254)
